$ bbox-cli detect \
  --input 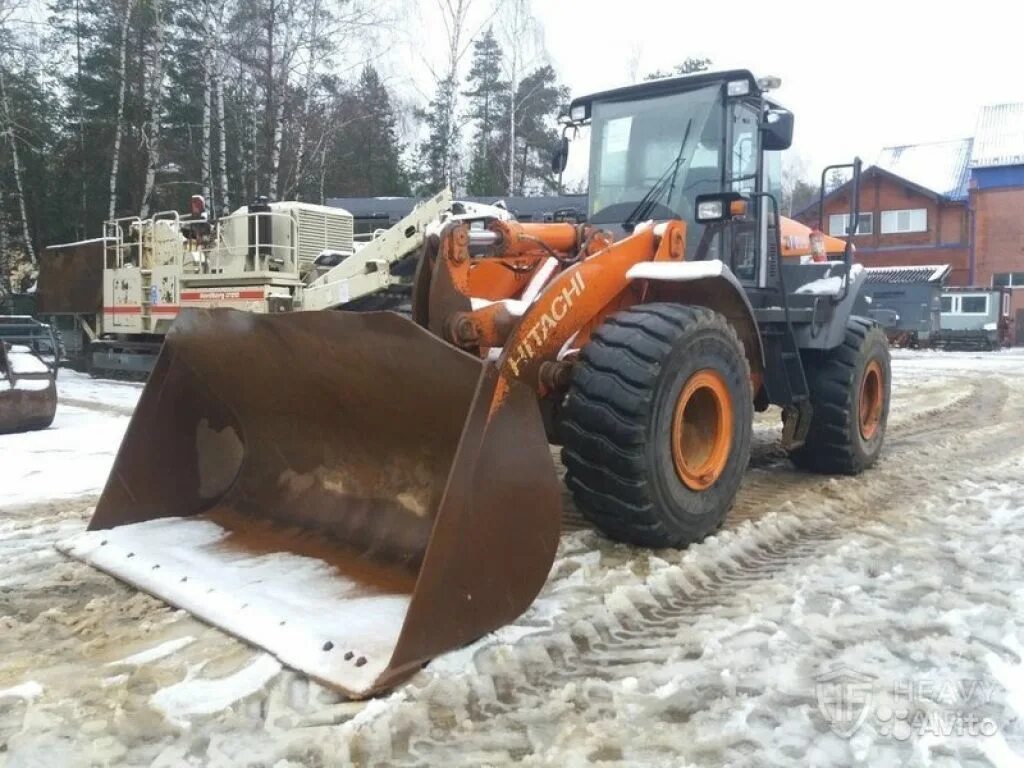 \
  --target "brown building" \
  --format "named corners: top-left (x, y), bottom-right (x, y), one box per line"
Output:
top-left (796, 106), bottom-right (1024, 343)
top-left (796, 139), bottom-right (973, 284)
top-left (970, 103), bottom-right (1024, 296)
